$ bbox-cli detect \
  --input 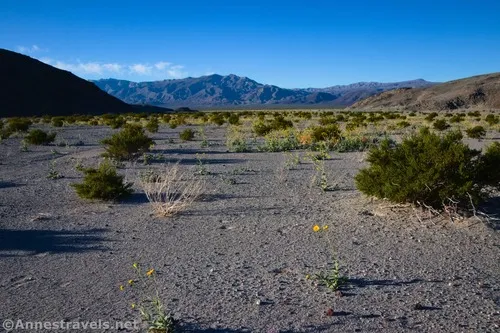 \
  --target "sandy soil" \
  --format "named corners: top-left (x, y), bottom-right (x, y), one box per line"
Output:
top-left (0, 124), bottom-right (499, 333)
